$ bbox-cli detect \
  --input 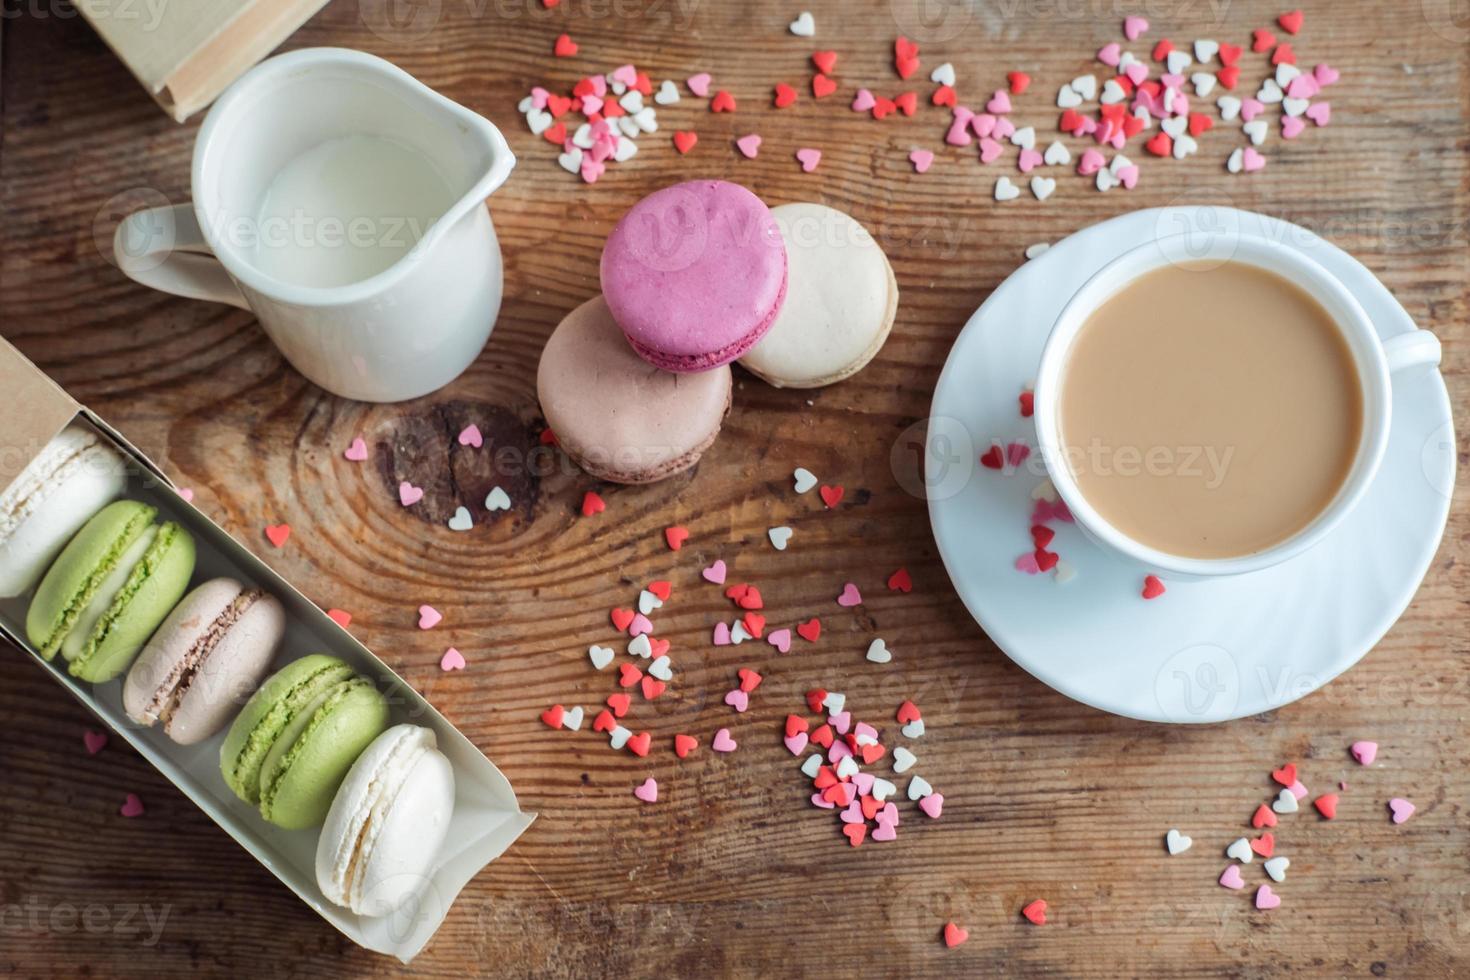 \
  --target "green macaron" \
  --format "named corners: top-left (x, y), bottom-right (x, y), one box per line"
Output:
top-left (26, 499), bottom-right (196, 683)
top-left (220, 654), bottom-right (390, 830)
